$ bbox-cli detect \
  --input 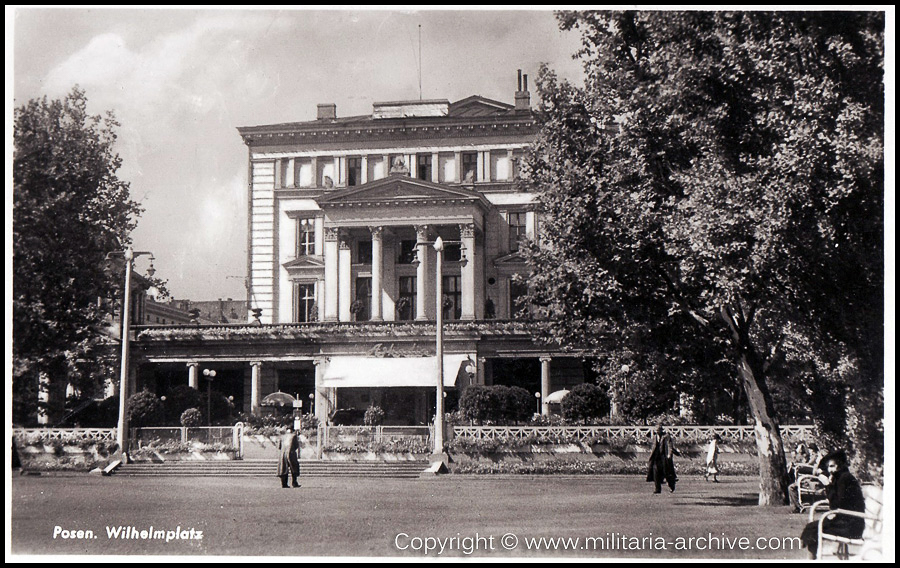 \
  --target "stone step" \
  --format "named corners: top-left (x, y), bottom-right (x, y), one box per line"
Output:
top-left (113, 460), bottom-right (429, 478)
